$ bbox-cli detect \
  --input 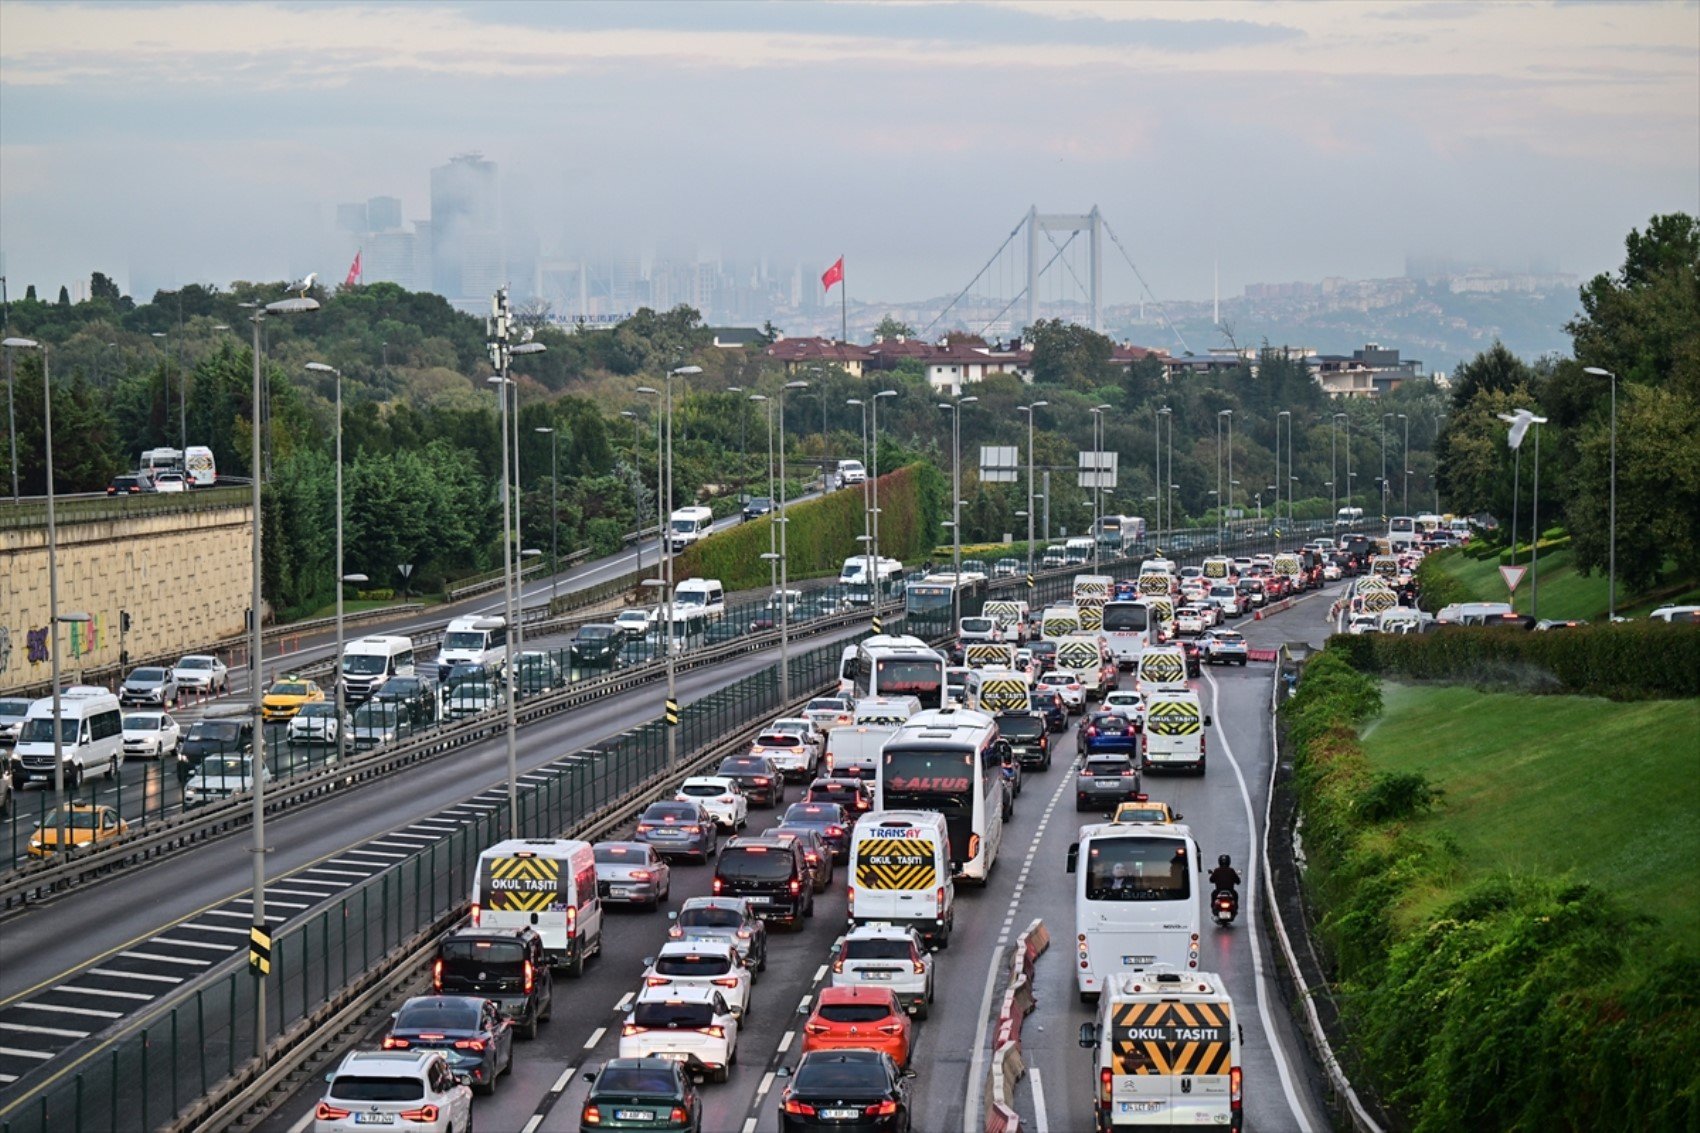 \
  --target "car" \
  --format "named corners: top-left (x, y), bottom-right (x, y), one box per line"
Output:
top-left (312, 1049), bottom-right (473, 1133)
top-left (261, 676), bottom-right (324, 722)
top-left (1207, 585), bottom-right (1242, 618)
top-left (993, 557), bottom-right (1021, 577)
top-left (1034, 671), bottom-right (1086, 714)
top-left (1347, 612), bottom-right (1379, 635)
top-left (778, 801), bottom-right (852, 862)
top-left (1202, 629), bottom-right (1249, 665)
top-left (957, 564), bottom-right (987, 584)
top-left (1111, 799), bottom-right (1183, 824)
top-left (106, 471), bottom-right (156, 495)
top-left (1029, 690), bottom-right (1067, 734)
top-left (375, 675), bottom-right (440, 724)
top-left (944, 665), bottom-right (970, 706)
top-left (614, 608), bottom-right (657, 637)
top-left (595, 841), bottom-right (673, 909)
top-left (570, 623), bottom-right (628, 669)
top-left (803, 697), bottom-right (855, 734)
top-left (1535, 618), bottom-right (1590, 631)
top-left (0, 696), bottom-right (31, 748)
top-left (641, 940), bottom-right (753, 1019)
top-left (172, 654), bottom-right (230, 694)
top-left (1101, 690), bottom-right (1145, 729)
top-left (288, 701), bottom-right (351, 746)
top-left (381, 995), bottom-right (513, 1096)
top-left (676, 776), bottom-right (748, 831)
top-left (27, 804), bottom-right (129, 857)
top-left (1239, 578), bottom-right (1268, 609)
top-left (177, 717), bottom-right (253, 782)
top-left (751, 725), bottom-right (821, 781)
top-left (742, 495), bottom-right (774, 522)
top-left (122, 711), bottom-right (181, 758)
top-left (715, 835), bottom-right (815, 926)
top-left (995, 710), bottom-right (1051, 770)
top-left (830, 921), bottom-right (935, 1019)
top-left (1174, 607), bottom-right (1207, 637)
top-left (151, 470), bottom-right (188, 493)
top-left (618, 986), bottom-right (739, 1083)
top-left (634, 800), bottom-right (720, 863)
top-left (183, 751), bottom-right (269, 808)
top-left (120, 666), bottom-right (180, 707)
top-left (350, 700), bottom-right (405, 749)
top-left (765, 826), bottom-right (835, 891)
top-left (433, 926), bottom-right (553, 1040)
top-left (1178, 639), bottom-right (1204, 678)
top-left (579, 1057), bottom-right (703, 1133)
top-left (668, 896), bottom-right (769, 972)
top-left (514, 651), bottom-right (566, 696)
top-left (715, 753), bottom-right (787, 808)
top-left (443, 678), bottom-right (502, 719)
top-left (802, 986), bottom-right (914, 1067)
top-left (804, 777), bottom-right (873, 816)
top-left (1078, 711), bottom-right (1137, 756)
top-left (1027, 639), bottom-right (1058, 670)
top-left (777, 1050), bottom-right (915, 1133)
top-left (1075, 754), bottom-right (1143, 812)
